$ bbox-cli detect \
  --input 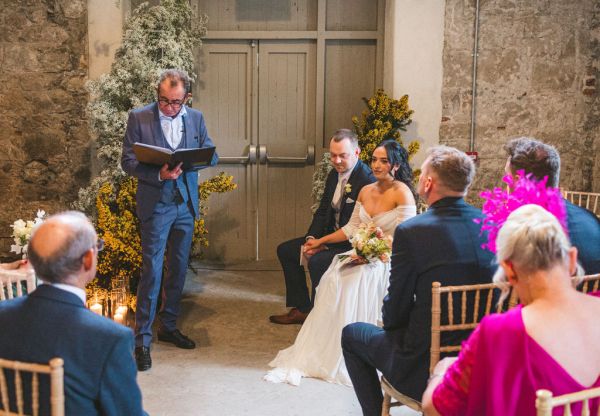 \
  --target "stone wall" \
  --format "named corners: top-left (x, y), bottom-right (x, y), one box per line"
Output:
top-left (440, 0), bottom-right (600, 202)
top-left (0, 0), bottom-right (89, 256)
